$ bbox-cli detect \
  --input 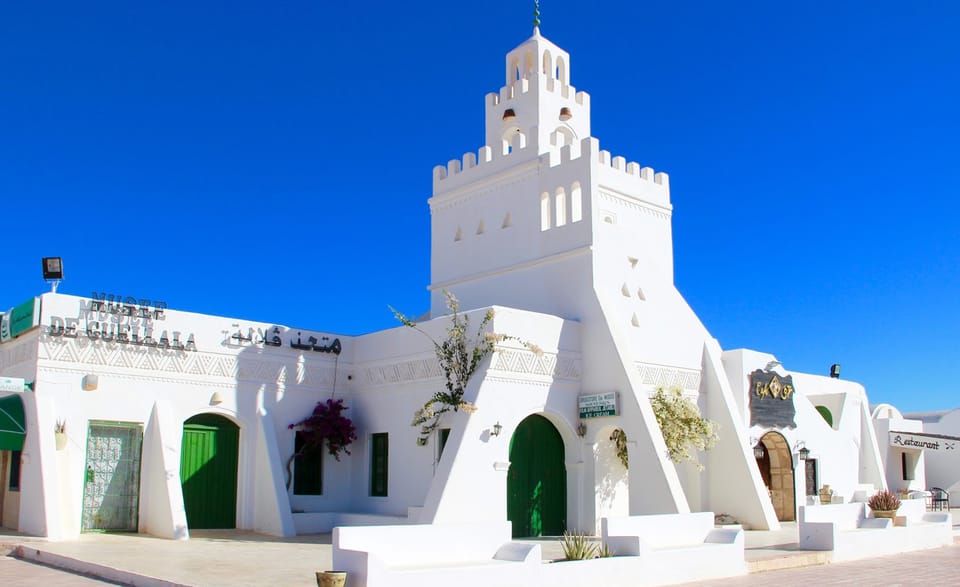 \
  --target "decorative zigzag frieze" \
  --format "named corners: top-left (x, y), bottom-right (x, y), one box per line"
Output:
top-left (490, 350), bottom-right (581, 380)
top-left (0, 340), bottom-right (38, 370)
top-left (361, 358), bottom-right (443, 387)
top-left (635, 361), bottom-right (701, 392)
top-left (38, 336), bottom-right (336, 387)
